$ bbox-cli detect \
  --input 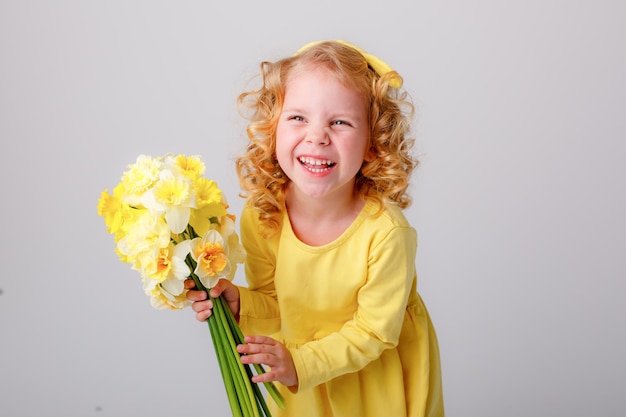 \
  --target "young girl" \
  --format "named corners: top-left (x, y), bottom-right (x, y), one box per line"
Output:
top-left (186, 40), bottom-right (444, 417)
